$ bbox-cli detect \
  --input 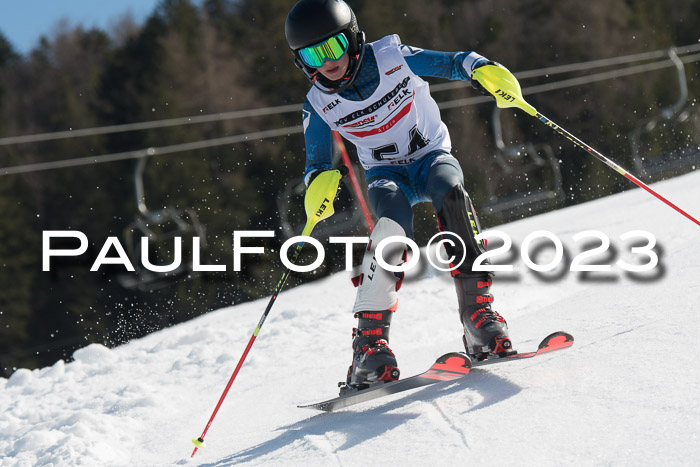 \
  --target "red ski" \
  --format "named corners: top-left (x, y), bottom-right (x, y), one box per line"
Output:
top-left (299, 332), bottom-right (573, 412)
top-left (470, 331), bottom-right (574, 368)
